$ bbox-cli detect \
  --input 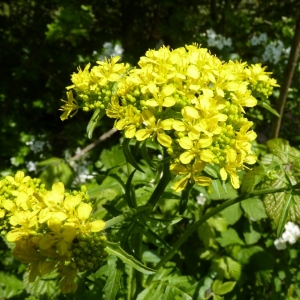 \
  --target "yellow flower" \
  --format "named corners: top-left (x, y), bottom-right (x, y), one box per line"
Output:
top-left (178, 136), bottom-right (214, 164)
top-left (135, 110), bottom-right (174, 148)
top-left (60, 91), bottom-right (79, 121)
top-left (219, 149), bottom-right (243, 189)
top-left (171, 161), bottom-right (211, 192)
top-left (67, 63), bottom-right (91, 91)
